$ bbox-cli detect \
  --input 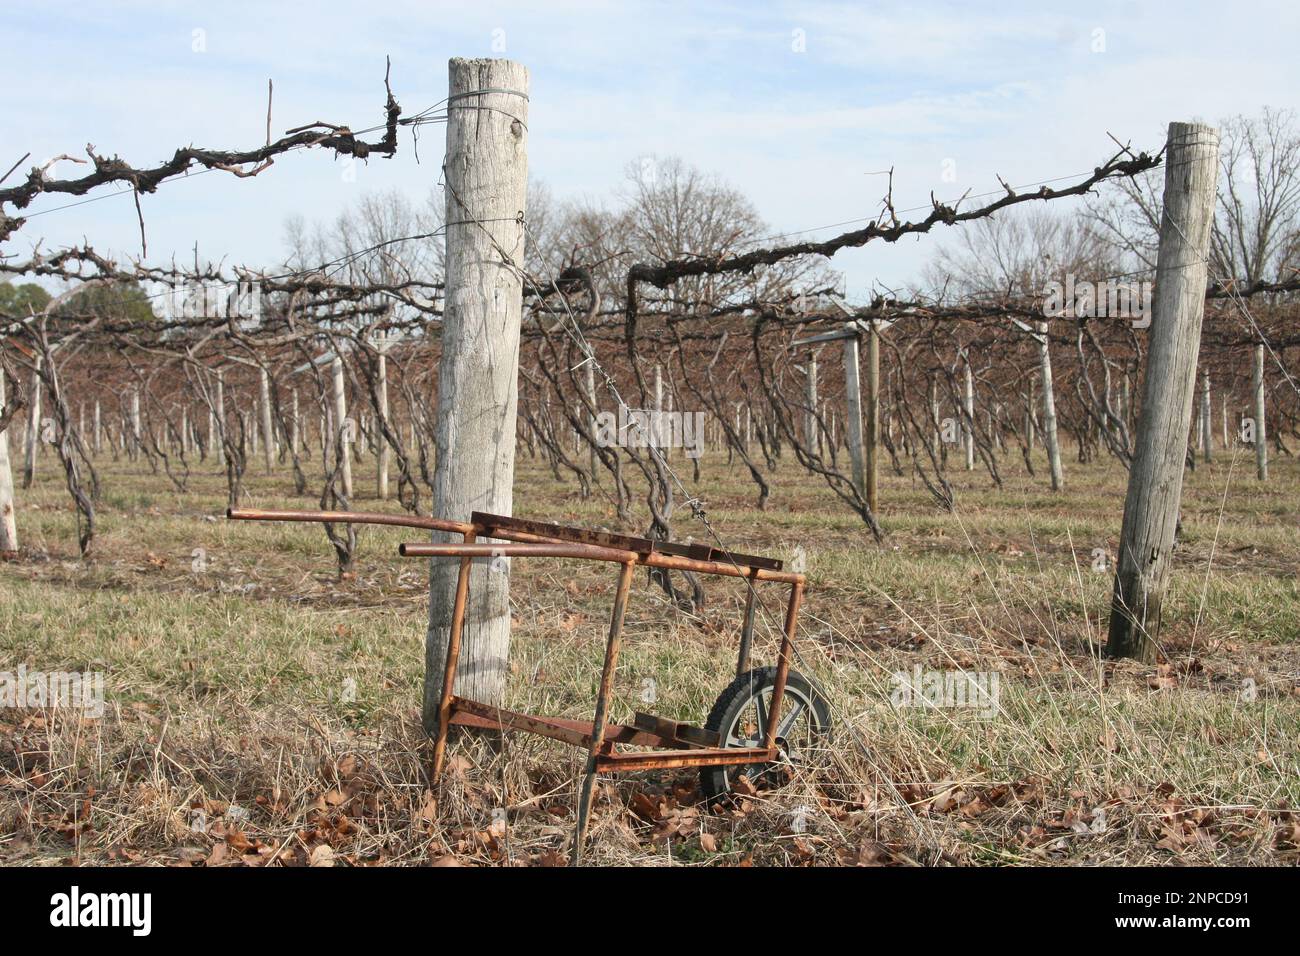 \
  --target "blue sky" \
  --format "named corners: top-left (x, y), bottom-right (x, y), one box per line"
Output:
top-left (4, 0), bottom-right (1298, 298)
